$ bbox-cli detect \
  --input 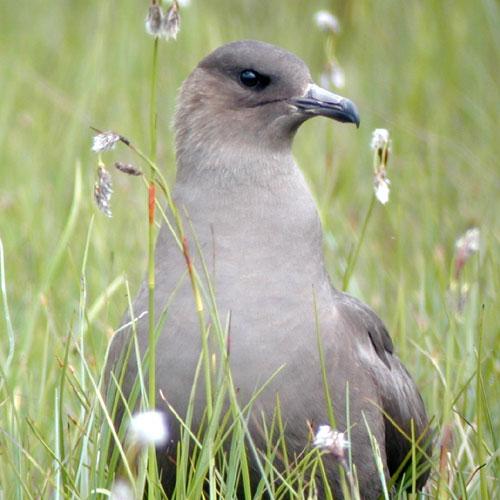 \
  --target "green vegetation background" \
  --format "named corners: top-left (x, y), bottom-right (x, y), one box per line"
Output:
top-left (0, 0), bottom-right (498, 496)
